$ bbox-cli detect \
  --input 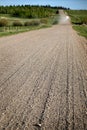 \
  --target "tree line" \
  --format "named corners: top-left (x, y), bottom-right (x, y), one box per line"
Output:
top-left (0, 5), bottom-right (69, 18)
